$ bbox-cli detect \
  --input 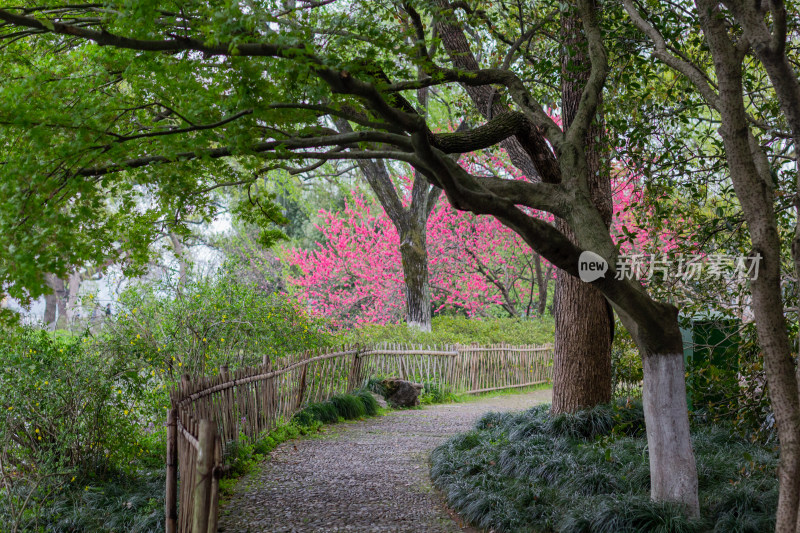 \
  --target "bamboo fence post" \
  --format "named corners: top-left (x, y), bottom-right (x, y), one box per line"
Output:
top-left (192, 419), bottom-right (216, 533)
top-left (348, 346), bottom-right (361, 391)
top-left (503, 344), bottom-right (509, 387)
top-left (296, 358), bottom-right (309, 409)
top-left (207, 437), bottom-right (222, 533)
top-left (399, 347), bottom-right (407, 380)
top-left (165, 407), bottom-right (178, 533)
top-left (447, 348), bottom-right (456, 392)
top-left (262, 354), bottom-right (274, 429)
top-left (219, 365), bottom-right (233, 442)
